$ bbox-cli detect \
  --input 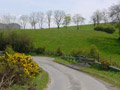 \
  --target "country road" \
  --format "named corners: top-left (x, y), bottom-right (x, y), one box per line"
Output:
top-left (33, 56), bottom-right (117, 90)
